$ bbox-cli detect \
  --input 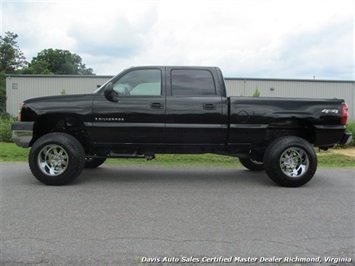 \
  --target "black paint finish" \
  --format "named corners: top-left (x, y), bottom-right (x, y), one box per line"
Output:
top-left (16, 66), bottom-right (350, 156)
